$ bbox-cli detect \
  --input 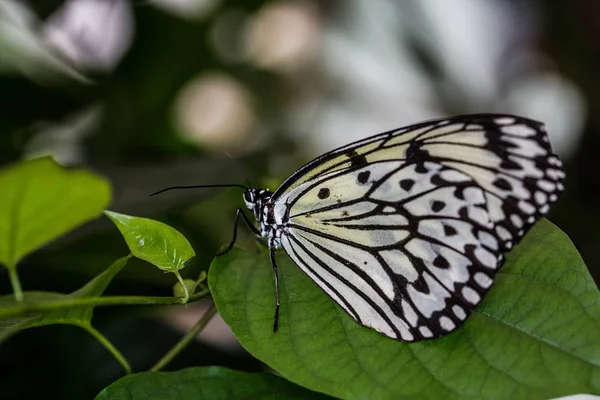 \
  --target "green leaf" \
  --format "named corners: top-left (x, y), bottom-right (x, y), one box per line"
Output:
top-left (209, 219), bottom-right (600, 400)
top-left (0, 256), bottom-right (129, 342)
top-left (105, 211), bottom-right (195, 272)
top-left (95, 366), bottom-right (333, 400)
top-left (0, 157), bottom-right (111, 268)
